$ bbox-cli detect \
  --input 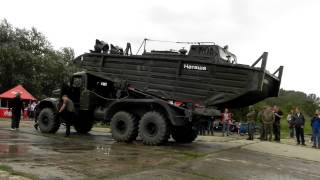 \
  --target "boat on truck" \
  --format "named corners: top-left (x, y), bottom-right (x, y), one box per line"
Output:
top-left (35, 39), bottom-right (283, 145)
